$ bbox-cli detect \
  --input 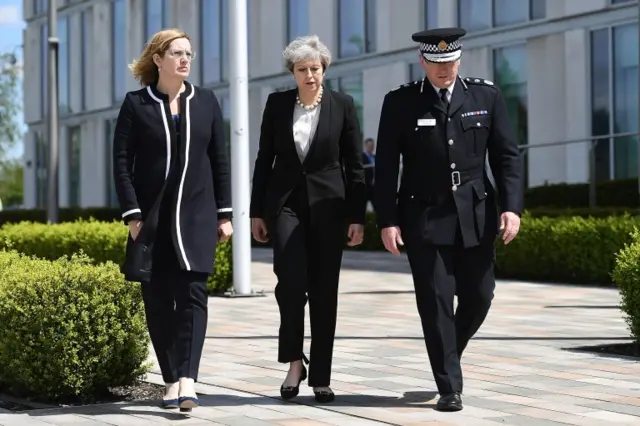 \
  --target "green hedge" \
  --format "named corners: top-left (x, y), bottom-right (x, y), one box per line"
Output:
top-left (525, 178), bottom-right (639, 208)
top-left (0, 251), bottom-right (150, 401)
top-left (0, 220), bottom-right (233, 294)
